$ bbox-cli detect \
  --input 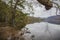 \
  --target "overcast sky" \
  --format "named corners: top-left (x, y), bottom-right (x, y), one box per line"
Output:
top-left (3, 0), bottom-right (60, 18)
top-left (23, 0), bottom-right (60, 18)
